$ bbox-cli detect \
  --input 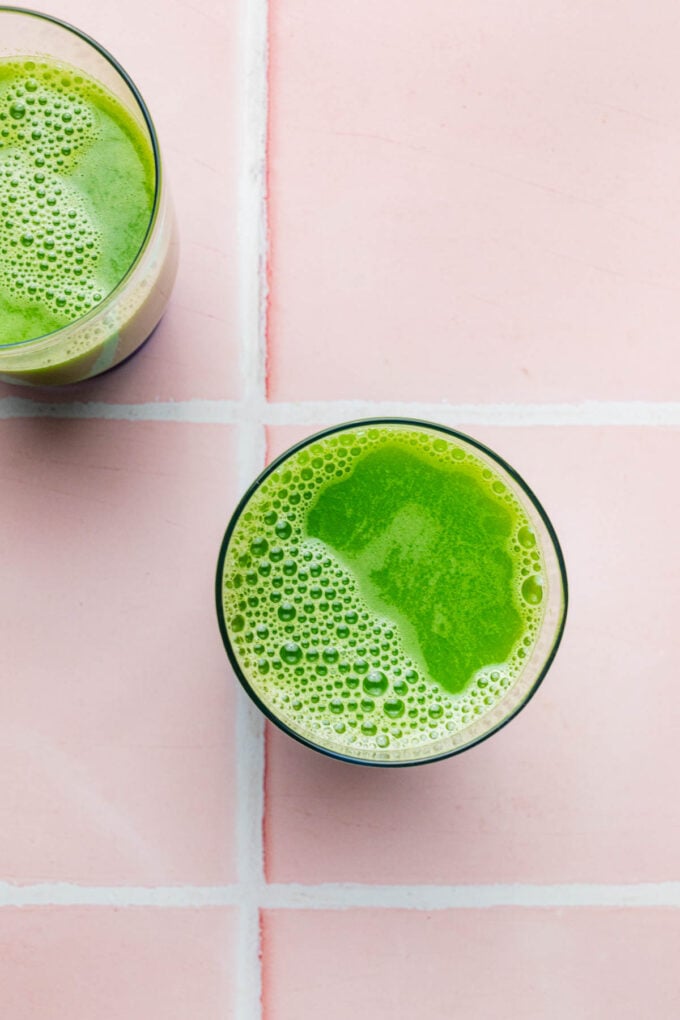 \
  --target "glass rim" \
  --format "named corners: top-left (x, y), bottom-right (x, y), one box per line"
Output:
top-left (0, 5), bottom-right (162, 351)
top-left (215, 417), bottom-right (569, 768)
